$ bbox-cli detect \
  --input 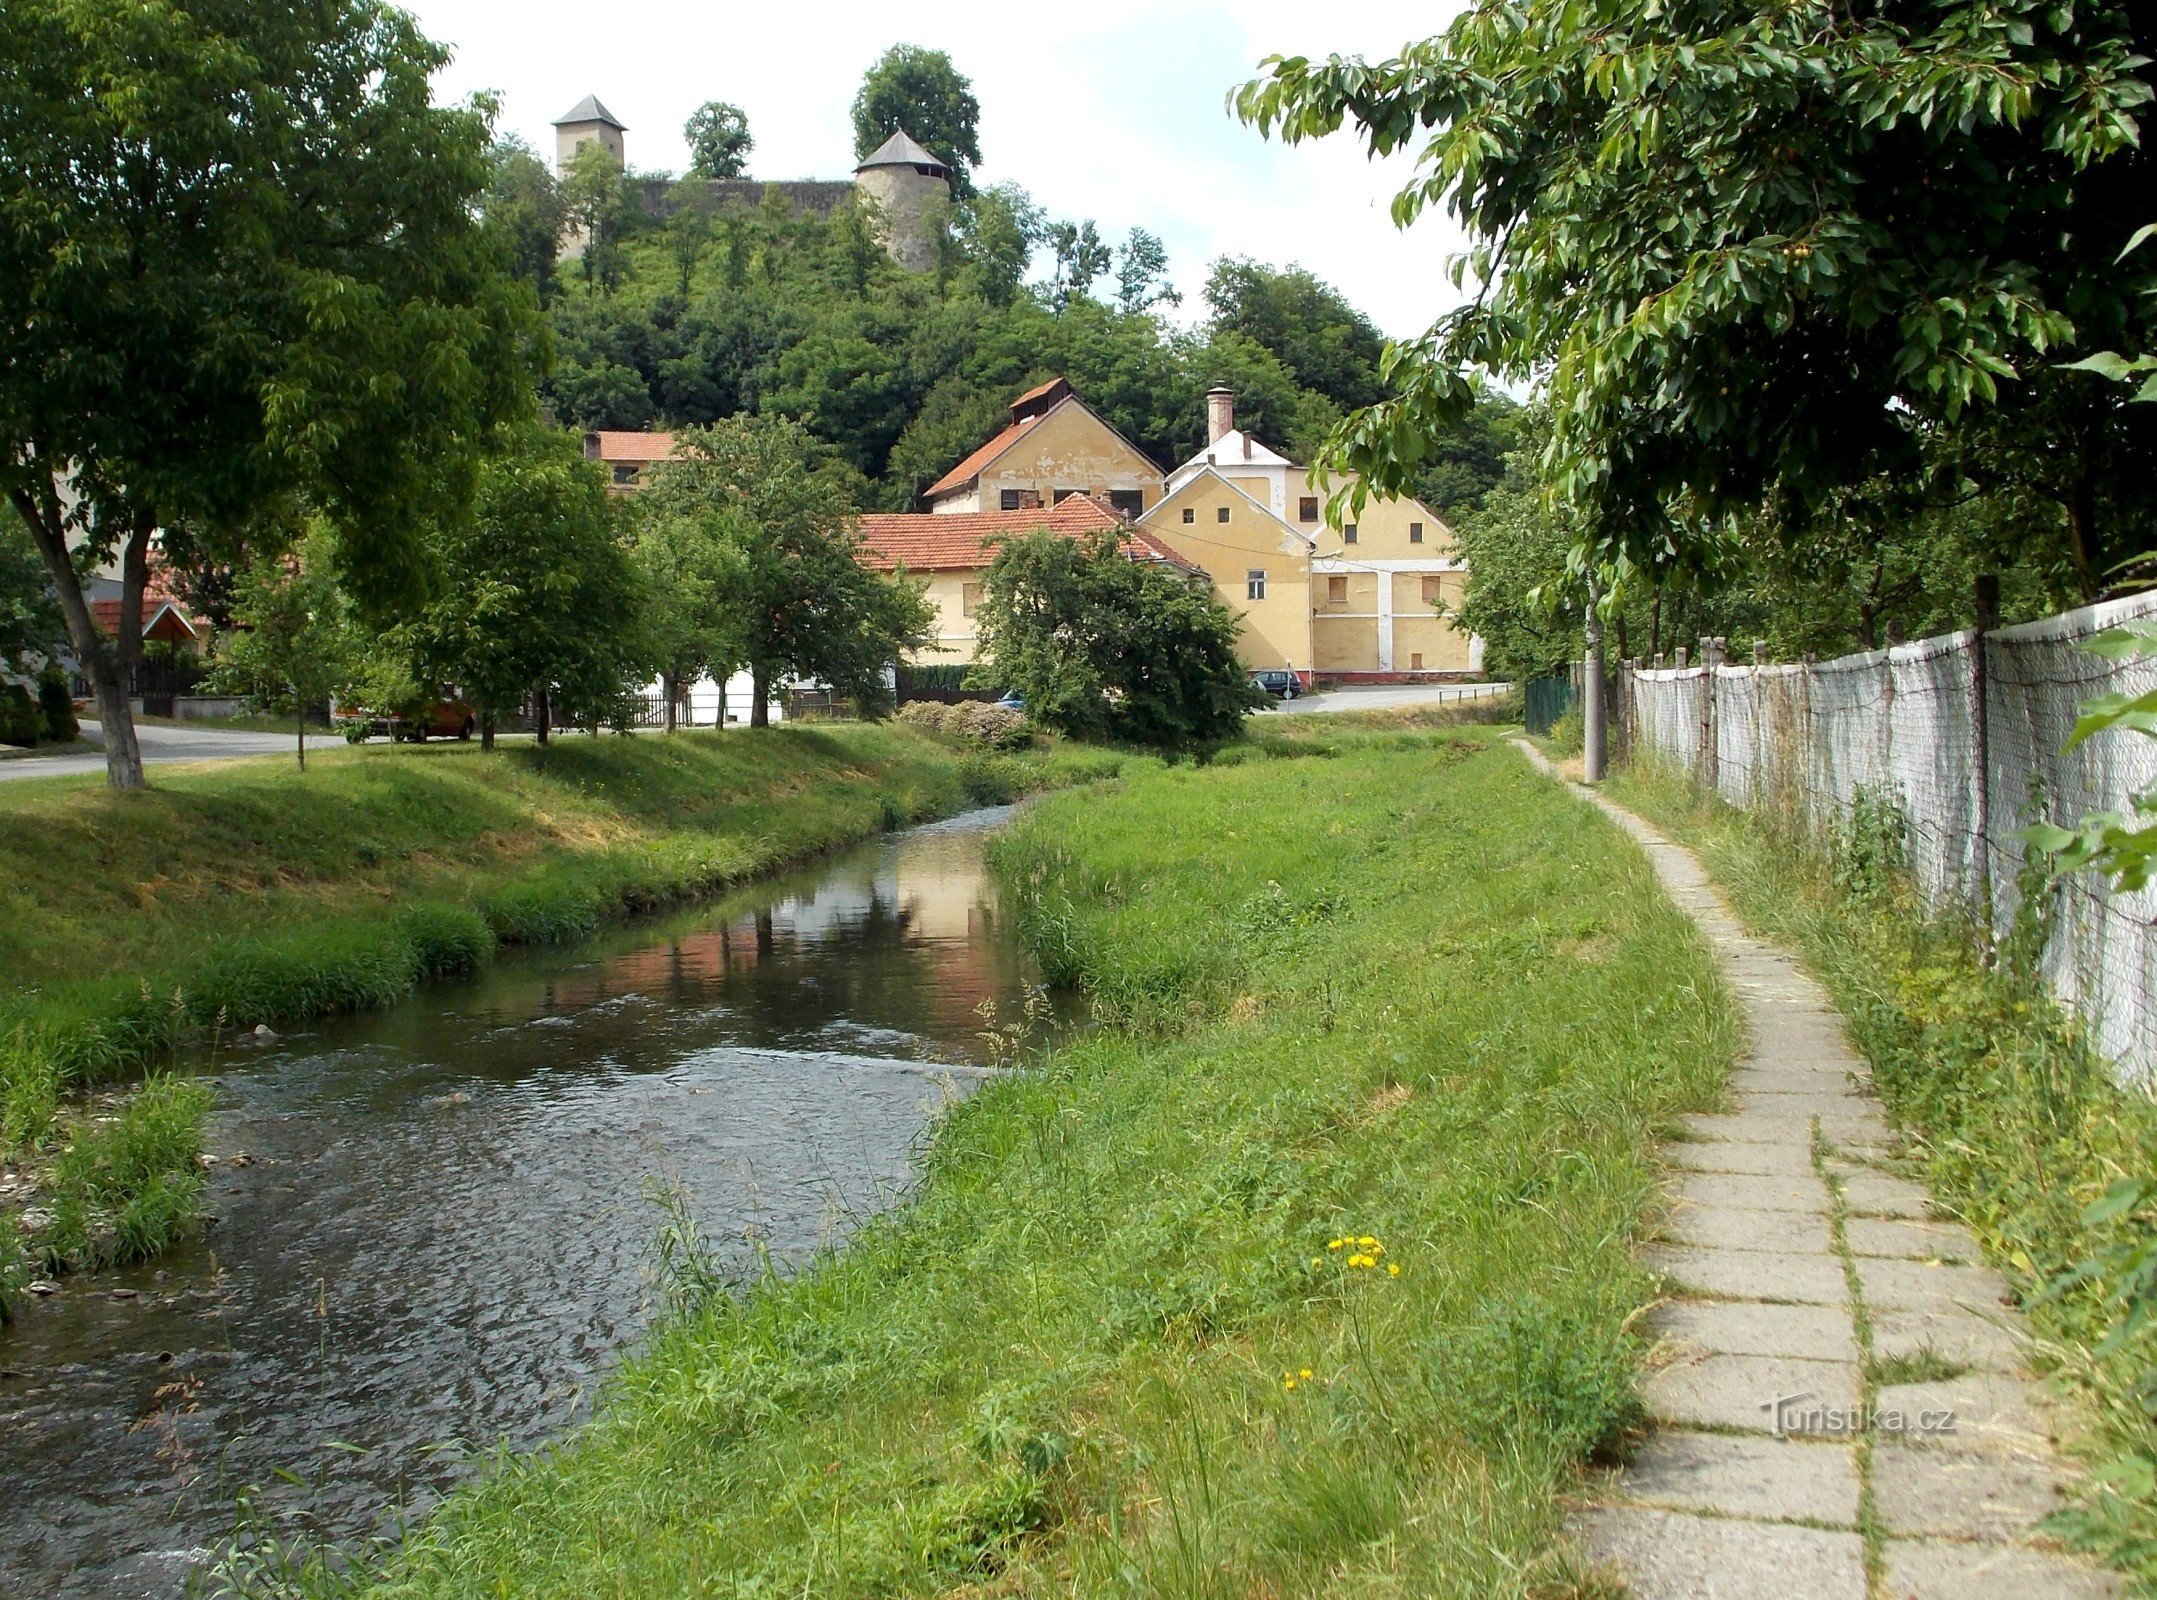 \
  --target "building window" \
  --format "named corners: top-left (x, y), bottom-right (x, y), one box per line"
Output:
top-left (1000, 489), bottom-right (1023, 511)
top-left (962, 582), bottom-right (983, 618)
top-left (1327, 575), bottom-right (1348, 606)
top-left (1108, 489), bottom-right (1144, 517)
top-left (1421, 575), bottom-right (1445, 605)
top-left (1016, 489), bottom-right (1043, 510)
top-left (1053, 488), bottom-right (1081, 503)
top-left (1411, 652), bottom-right (1424, 670)
top-left (1343, 524), bottom-right (1358, 544)
top-left (1298, 496), bottom-right (1319, 523)
top-left (1409, 521), bottom-right (1425, 543)
top-left (1216, 505), bottom-right (1231, 523)
top-left (612, 464), bottom-right (639, 486)
top-left (1246, 569), bottom-right (1267, 601)
top-left (1182, 507), bottom-right (1195, 524)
